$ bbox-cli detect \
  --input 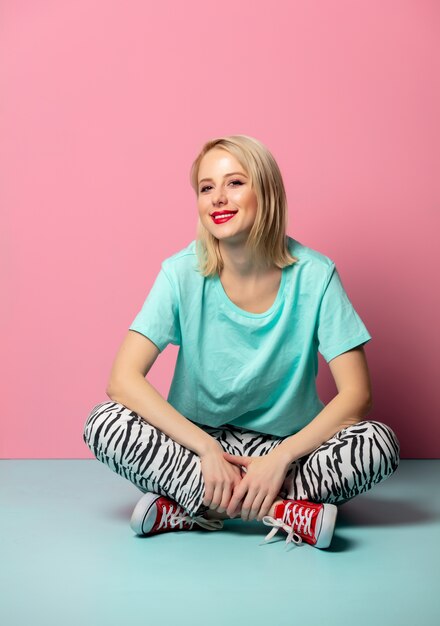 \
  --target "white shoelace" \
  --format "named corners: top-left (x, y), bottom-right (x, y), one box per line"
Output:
top-left (259, 503), bottom-right (315, 549)
top-left (159, 505), bottom-right (224, 531)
